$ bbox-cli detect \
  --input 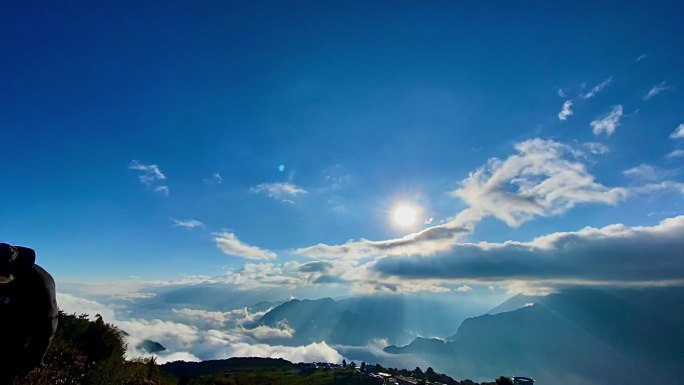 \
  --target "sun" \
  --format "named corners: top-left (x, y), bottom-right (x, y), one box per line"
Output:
top-left (393, 205), bottom-right (418, 227)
